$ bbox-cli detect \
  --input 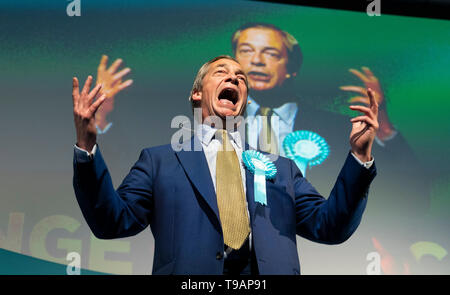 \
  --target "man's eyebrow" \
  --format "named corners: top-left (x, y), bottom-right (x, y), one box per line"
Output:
top-left (215, 63), bottom-right (241, 72)
top-left (238, 43), bottom-right (281, 53)
top-left (237, 43), bottom-right (253, 48)
top-left (215, 63), bottom-right (229, 69)
top-left (235, 69), bottom-right (246, 77)
top-left (262, 47), bottom-right (282, 53)
top-left (214, 63), bottom-right (246, 78)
